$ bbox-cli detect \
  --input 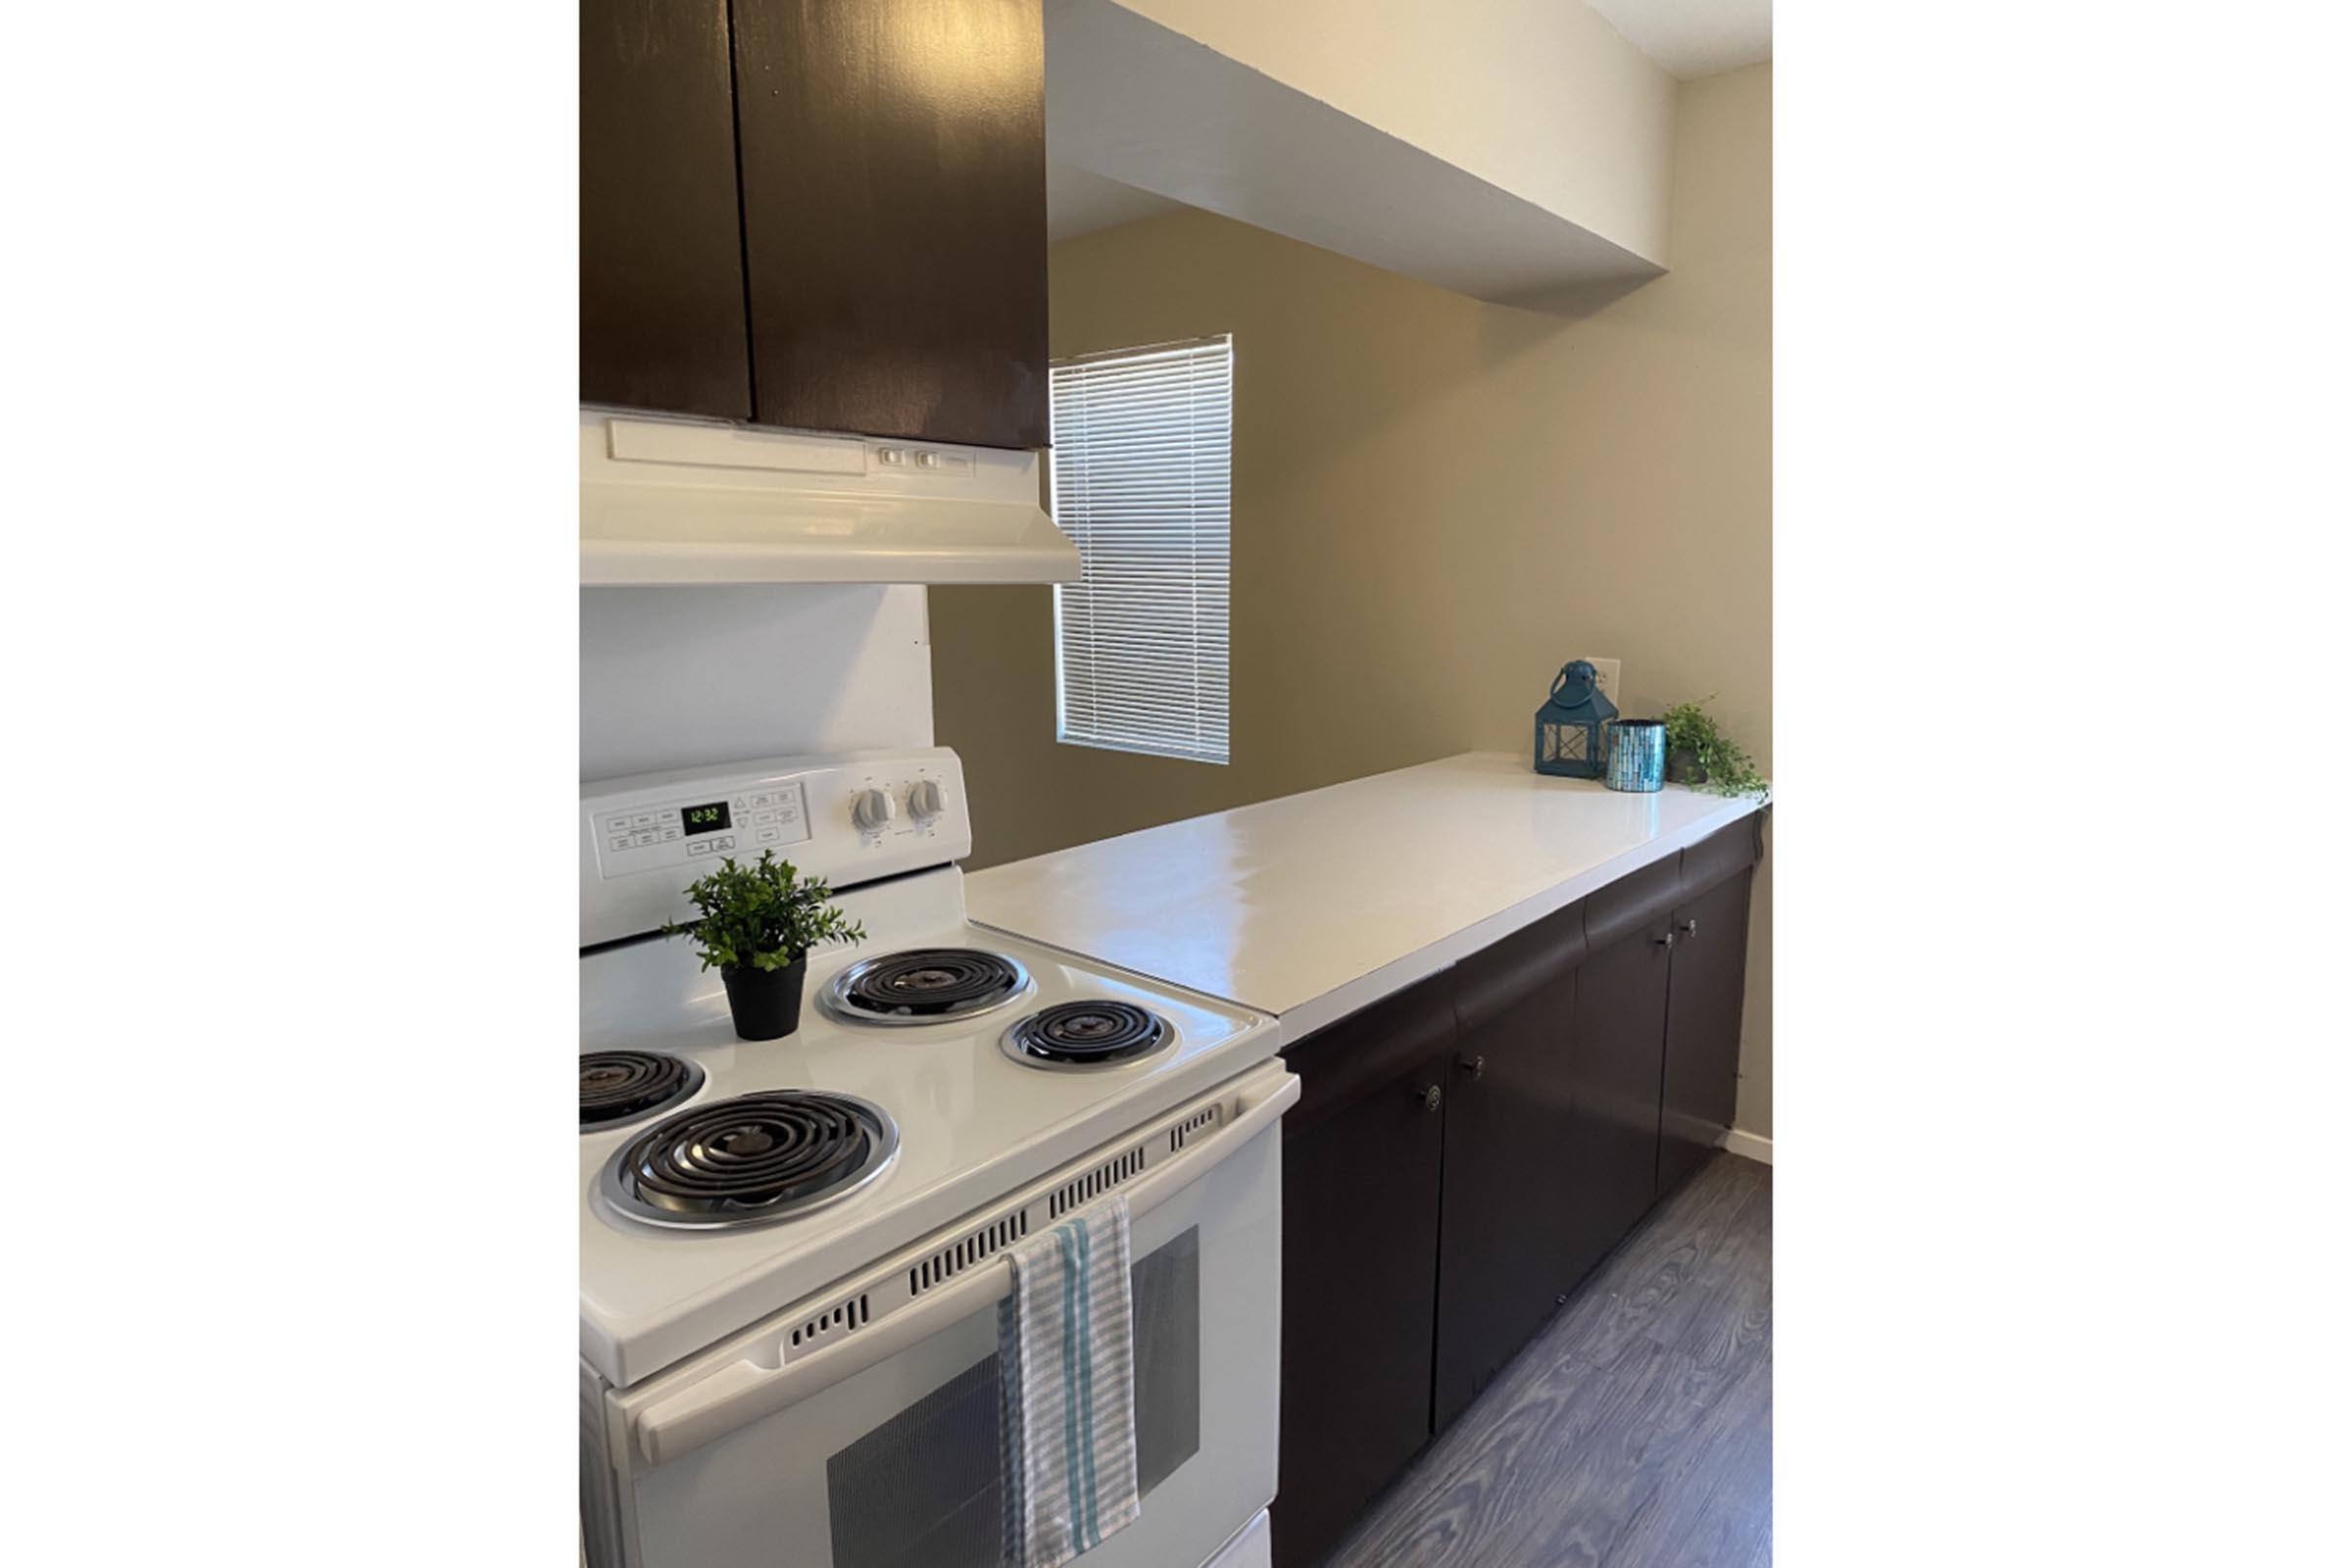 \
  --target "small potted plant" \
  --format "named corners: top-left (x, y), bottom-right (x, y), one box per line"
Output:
top-left (665, 851), bottom-right (867, 1041)
top-left (1661, 698), bottom-right (1770, 797)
